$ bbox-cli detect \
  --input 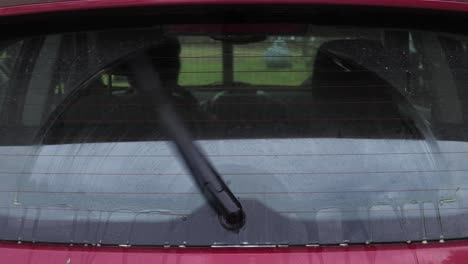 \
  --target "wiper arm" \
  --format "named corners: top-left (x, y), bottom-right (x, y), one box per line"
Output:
top-left (128, 52), bottom-right (245, 231)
